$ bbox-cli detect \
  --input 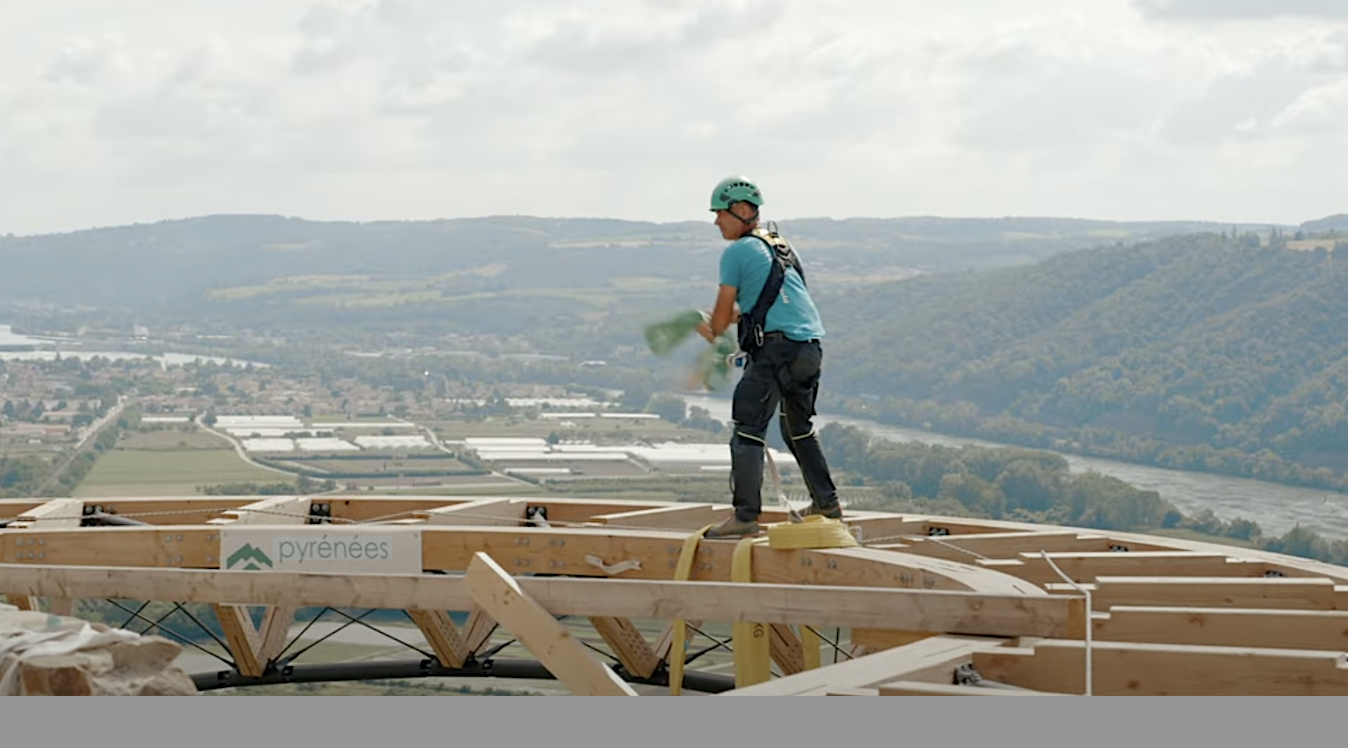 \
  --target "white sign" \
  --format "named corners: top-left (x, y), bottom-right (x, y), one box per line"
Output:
top-left (220, 526), bottom-right (423, 574)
